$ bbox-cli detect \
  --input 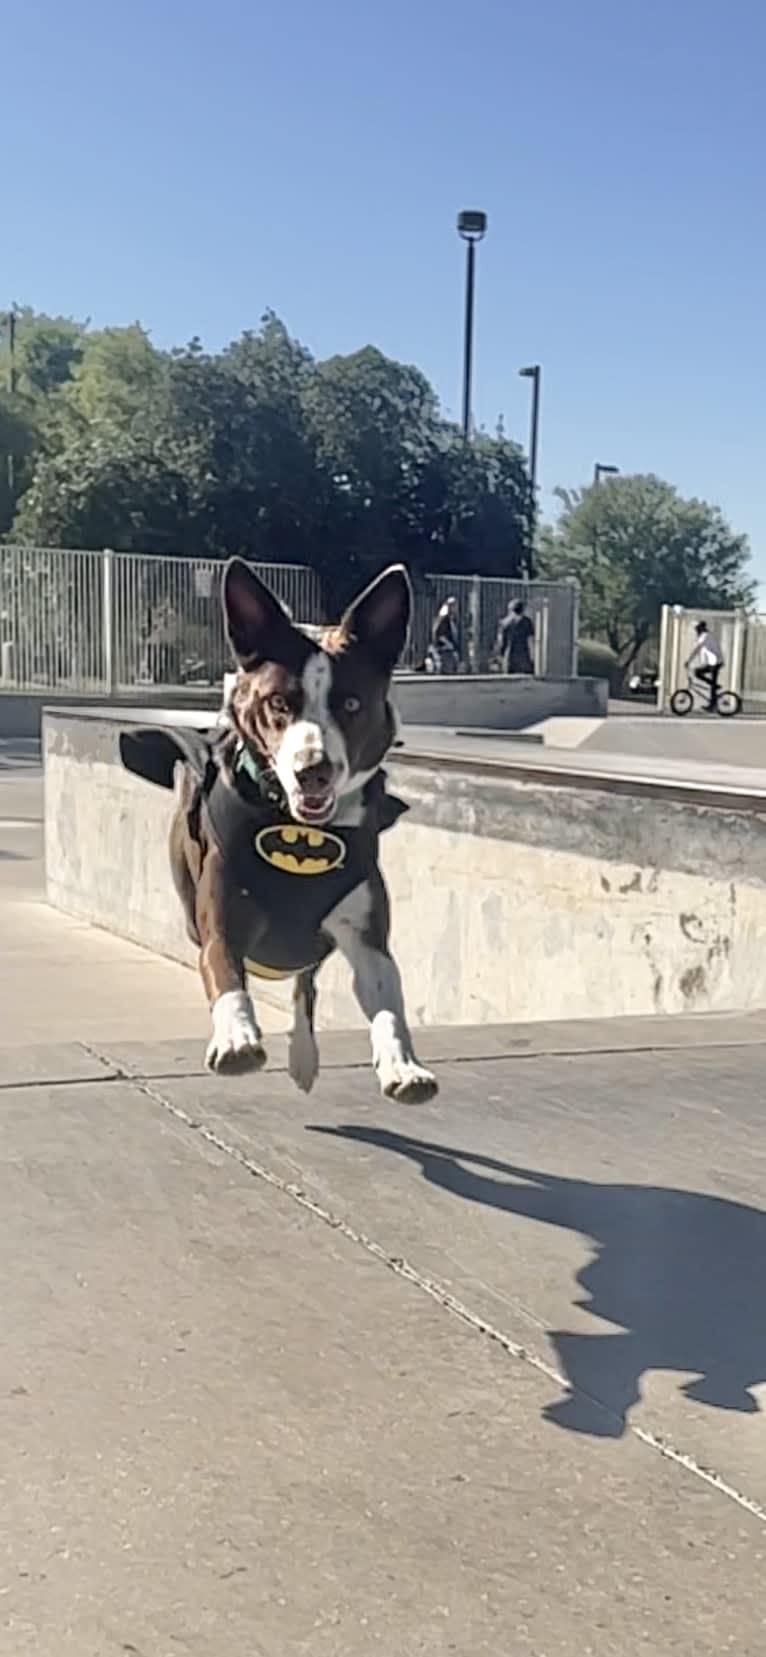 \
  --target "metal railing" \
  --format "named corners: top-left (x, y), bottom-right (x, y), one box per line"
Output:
top-left (0, 545), bottom-right (579, 693)
top-left (407, 573), bottom-right (579, 676)
top-left (0, 546), bottom-right (324, 693)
